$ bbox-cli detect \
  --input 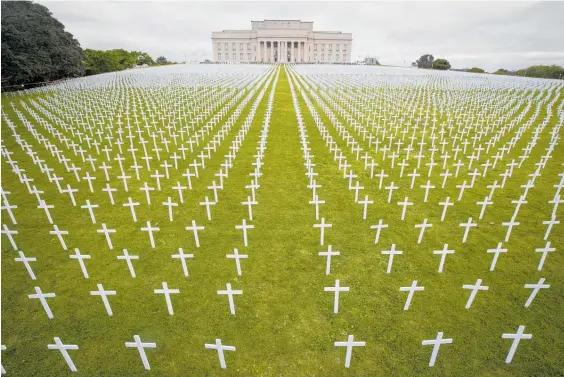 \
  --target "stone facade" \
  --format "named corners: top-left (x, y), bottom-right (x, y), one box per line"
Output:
top-left (211, 20), bottom-right (352, 63)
